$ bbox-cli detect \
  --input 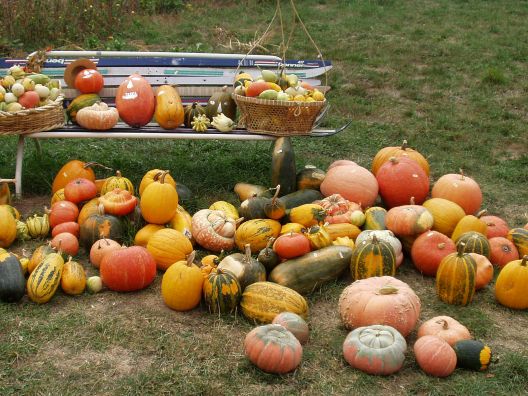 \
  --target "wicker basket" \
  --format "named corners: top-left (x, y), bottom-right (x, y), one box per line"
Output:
top-left (233, 94), bottom-right (326, 136)
top-left (0, 95), bottom-right (65, 136)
